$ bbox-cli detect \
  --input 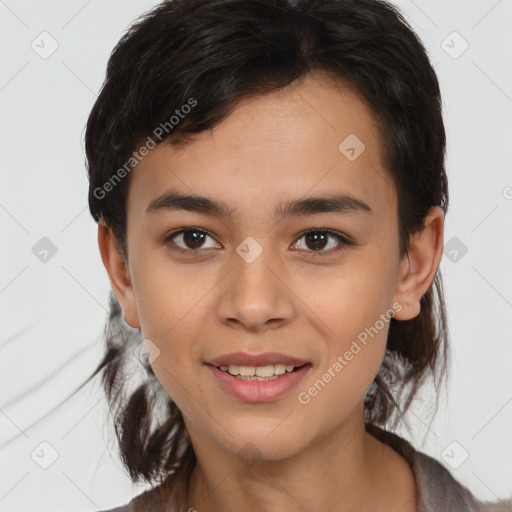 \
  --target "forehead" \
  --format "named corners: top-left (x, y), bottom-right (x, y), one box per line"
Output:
top-left (127, 71), bottom-right (396, 225)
